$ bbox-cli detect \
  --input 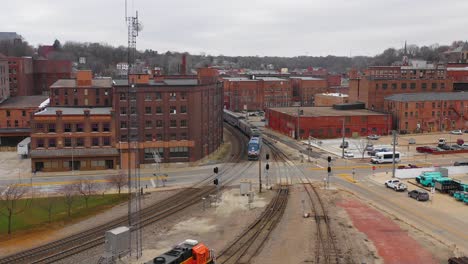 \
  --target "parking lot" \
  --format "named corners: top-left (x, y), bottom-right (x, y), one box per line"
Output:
top-left (0, 151), bottom-right (31, 180)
